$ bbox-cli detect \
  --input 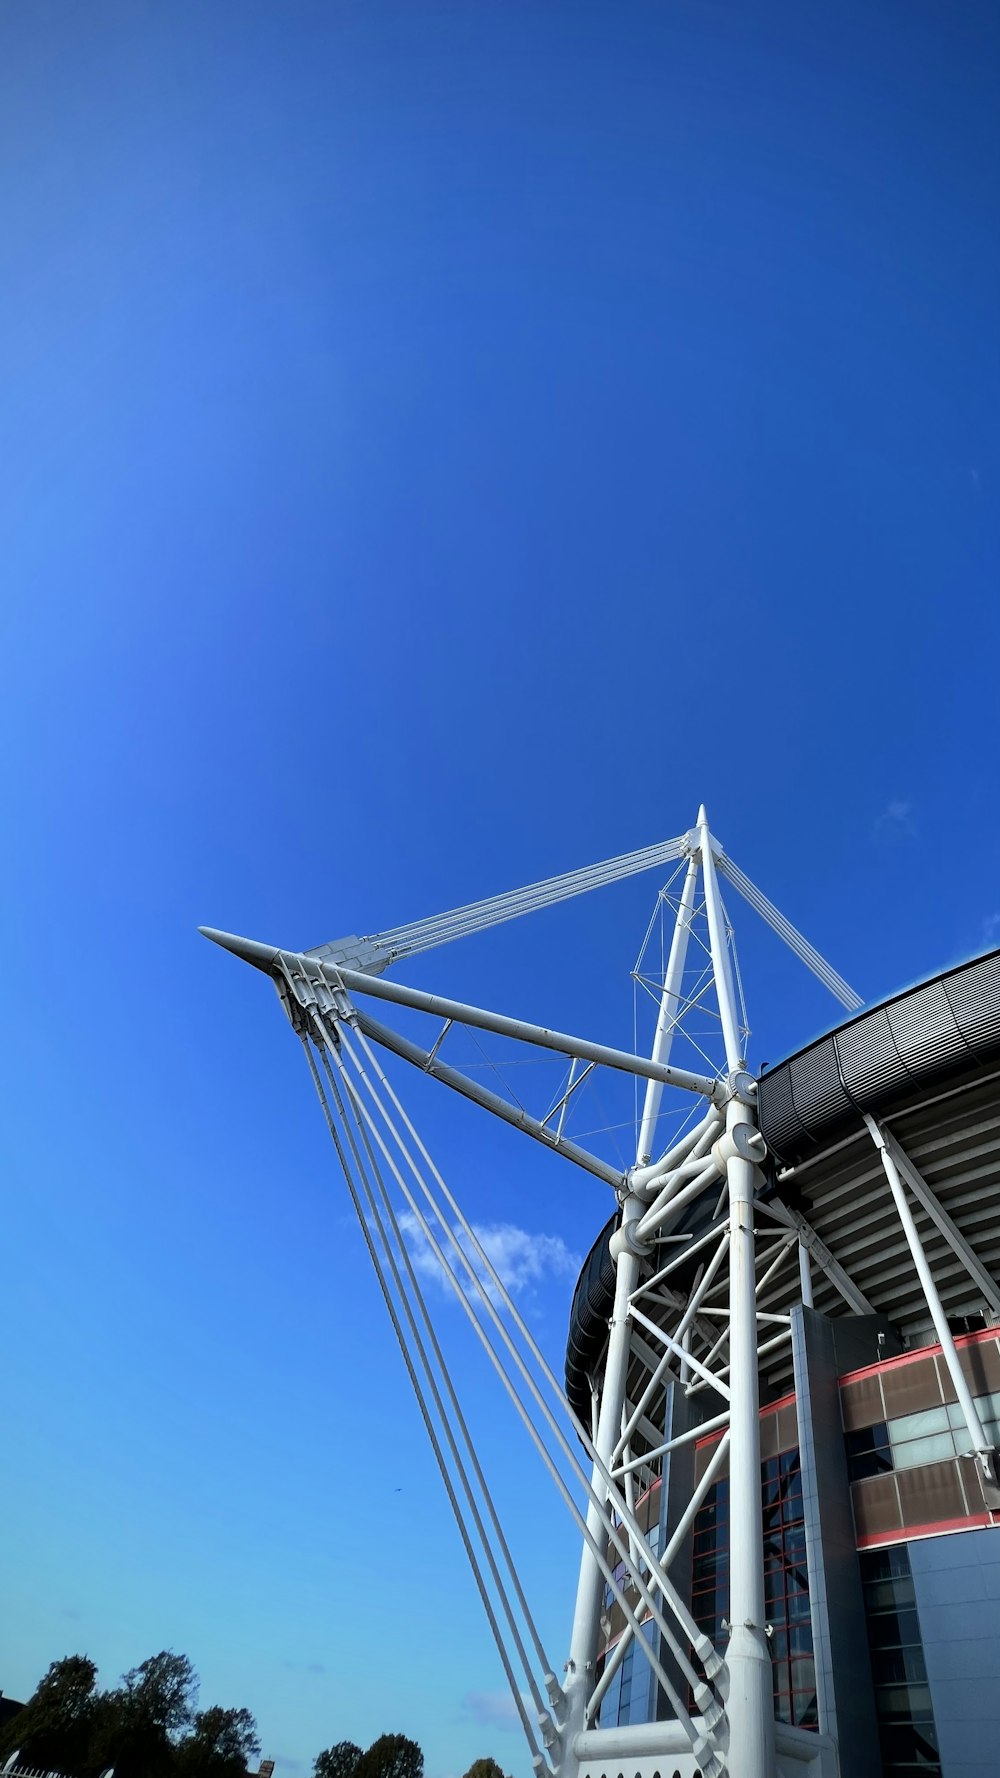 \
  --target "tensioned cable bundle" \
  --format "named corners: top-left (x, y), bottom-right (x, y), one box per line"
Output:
top-left (300, 1002), bottom-right (729, 1775)
top-left (717, 852), bottom-right (863, 1010)
top-left (307, 834), bottom-right (689, 966)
